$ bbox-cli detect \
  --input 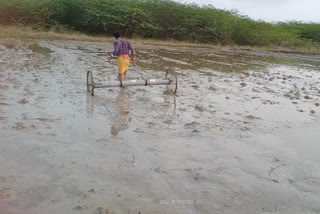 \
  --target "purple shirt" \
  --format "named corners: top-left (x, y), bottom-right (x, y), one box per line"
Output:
top-left (111, 38), bottom-right (135, 58)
